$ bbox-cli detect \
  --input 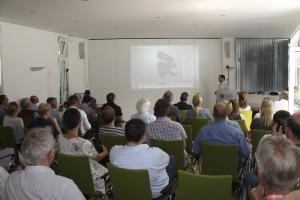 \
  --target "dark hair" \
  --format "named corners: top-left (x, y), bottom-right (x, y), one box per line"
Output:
top-left (219, 74), bottom-right (225, 80)
top-left (68, 95), bottom-right (79, 107)
top-left (125, 118), bottom-right (146, 143)
top-left (154, 98), bottom-right (170, 117)
top-left (63, 108), bottom-right (81, 130)
top-left (0, 95), bottom-right (7, 105)
top-left (82, 95), bottom-right (91, 104)
top-left (213, 103), bottom-right (227, 119)
top-left (238, 91), bottom-right (248, 108)
top-left (273, 110), bottom-right (291, 134)
top-left (102, 106), bottom-right (116, 124)
top-left (180, 92), bottom-right (188, 102)
top-left (30, 96), bottom-right (39, 104)
top-left (228, 99), bottom-right (240, 119)
top-left (287, 116), bottom-right (300, 139)
top-left (46, 97), bottom-right (56, 104)
top-left (6, 102), bottom-right (19, 116)
top-left (84, 90), bottom-right (91, 96)
top-left (106, 93), bottom-right (115, 104)
top-left (162, 91), bottom-right (173, 103)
